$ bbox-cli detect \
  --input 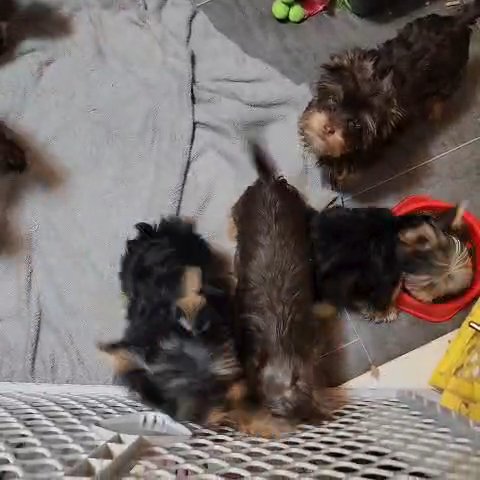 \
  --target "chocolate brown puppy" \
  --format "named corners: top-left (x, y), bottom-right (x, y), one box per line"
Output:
top-left (232, 144), bottom-right (339, 423)
top-left (300, 1), bottom-right (480, 189)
